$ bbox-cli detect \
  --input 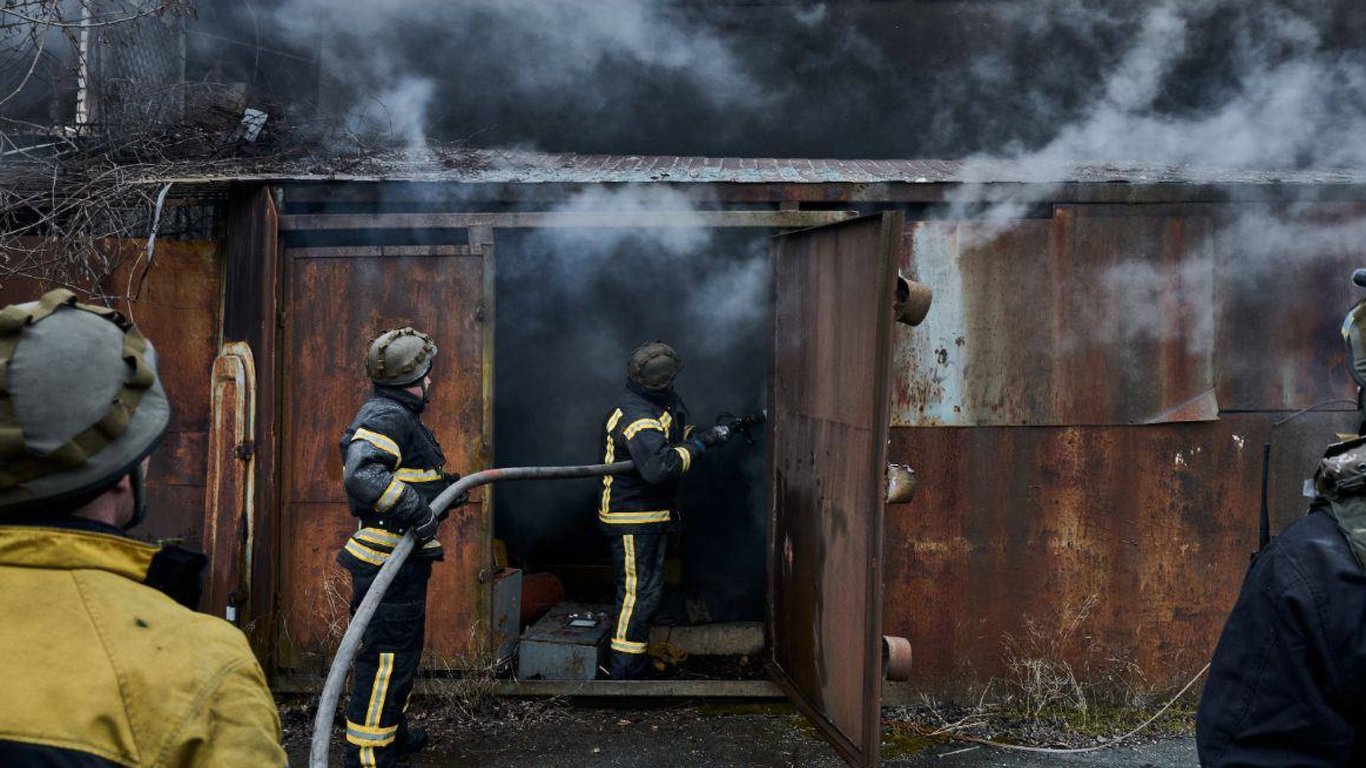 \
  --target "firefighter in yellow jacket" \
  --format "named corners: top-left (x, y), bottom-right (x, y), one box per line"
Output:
top-left (0, 290), bottom-right (286, 767)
